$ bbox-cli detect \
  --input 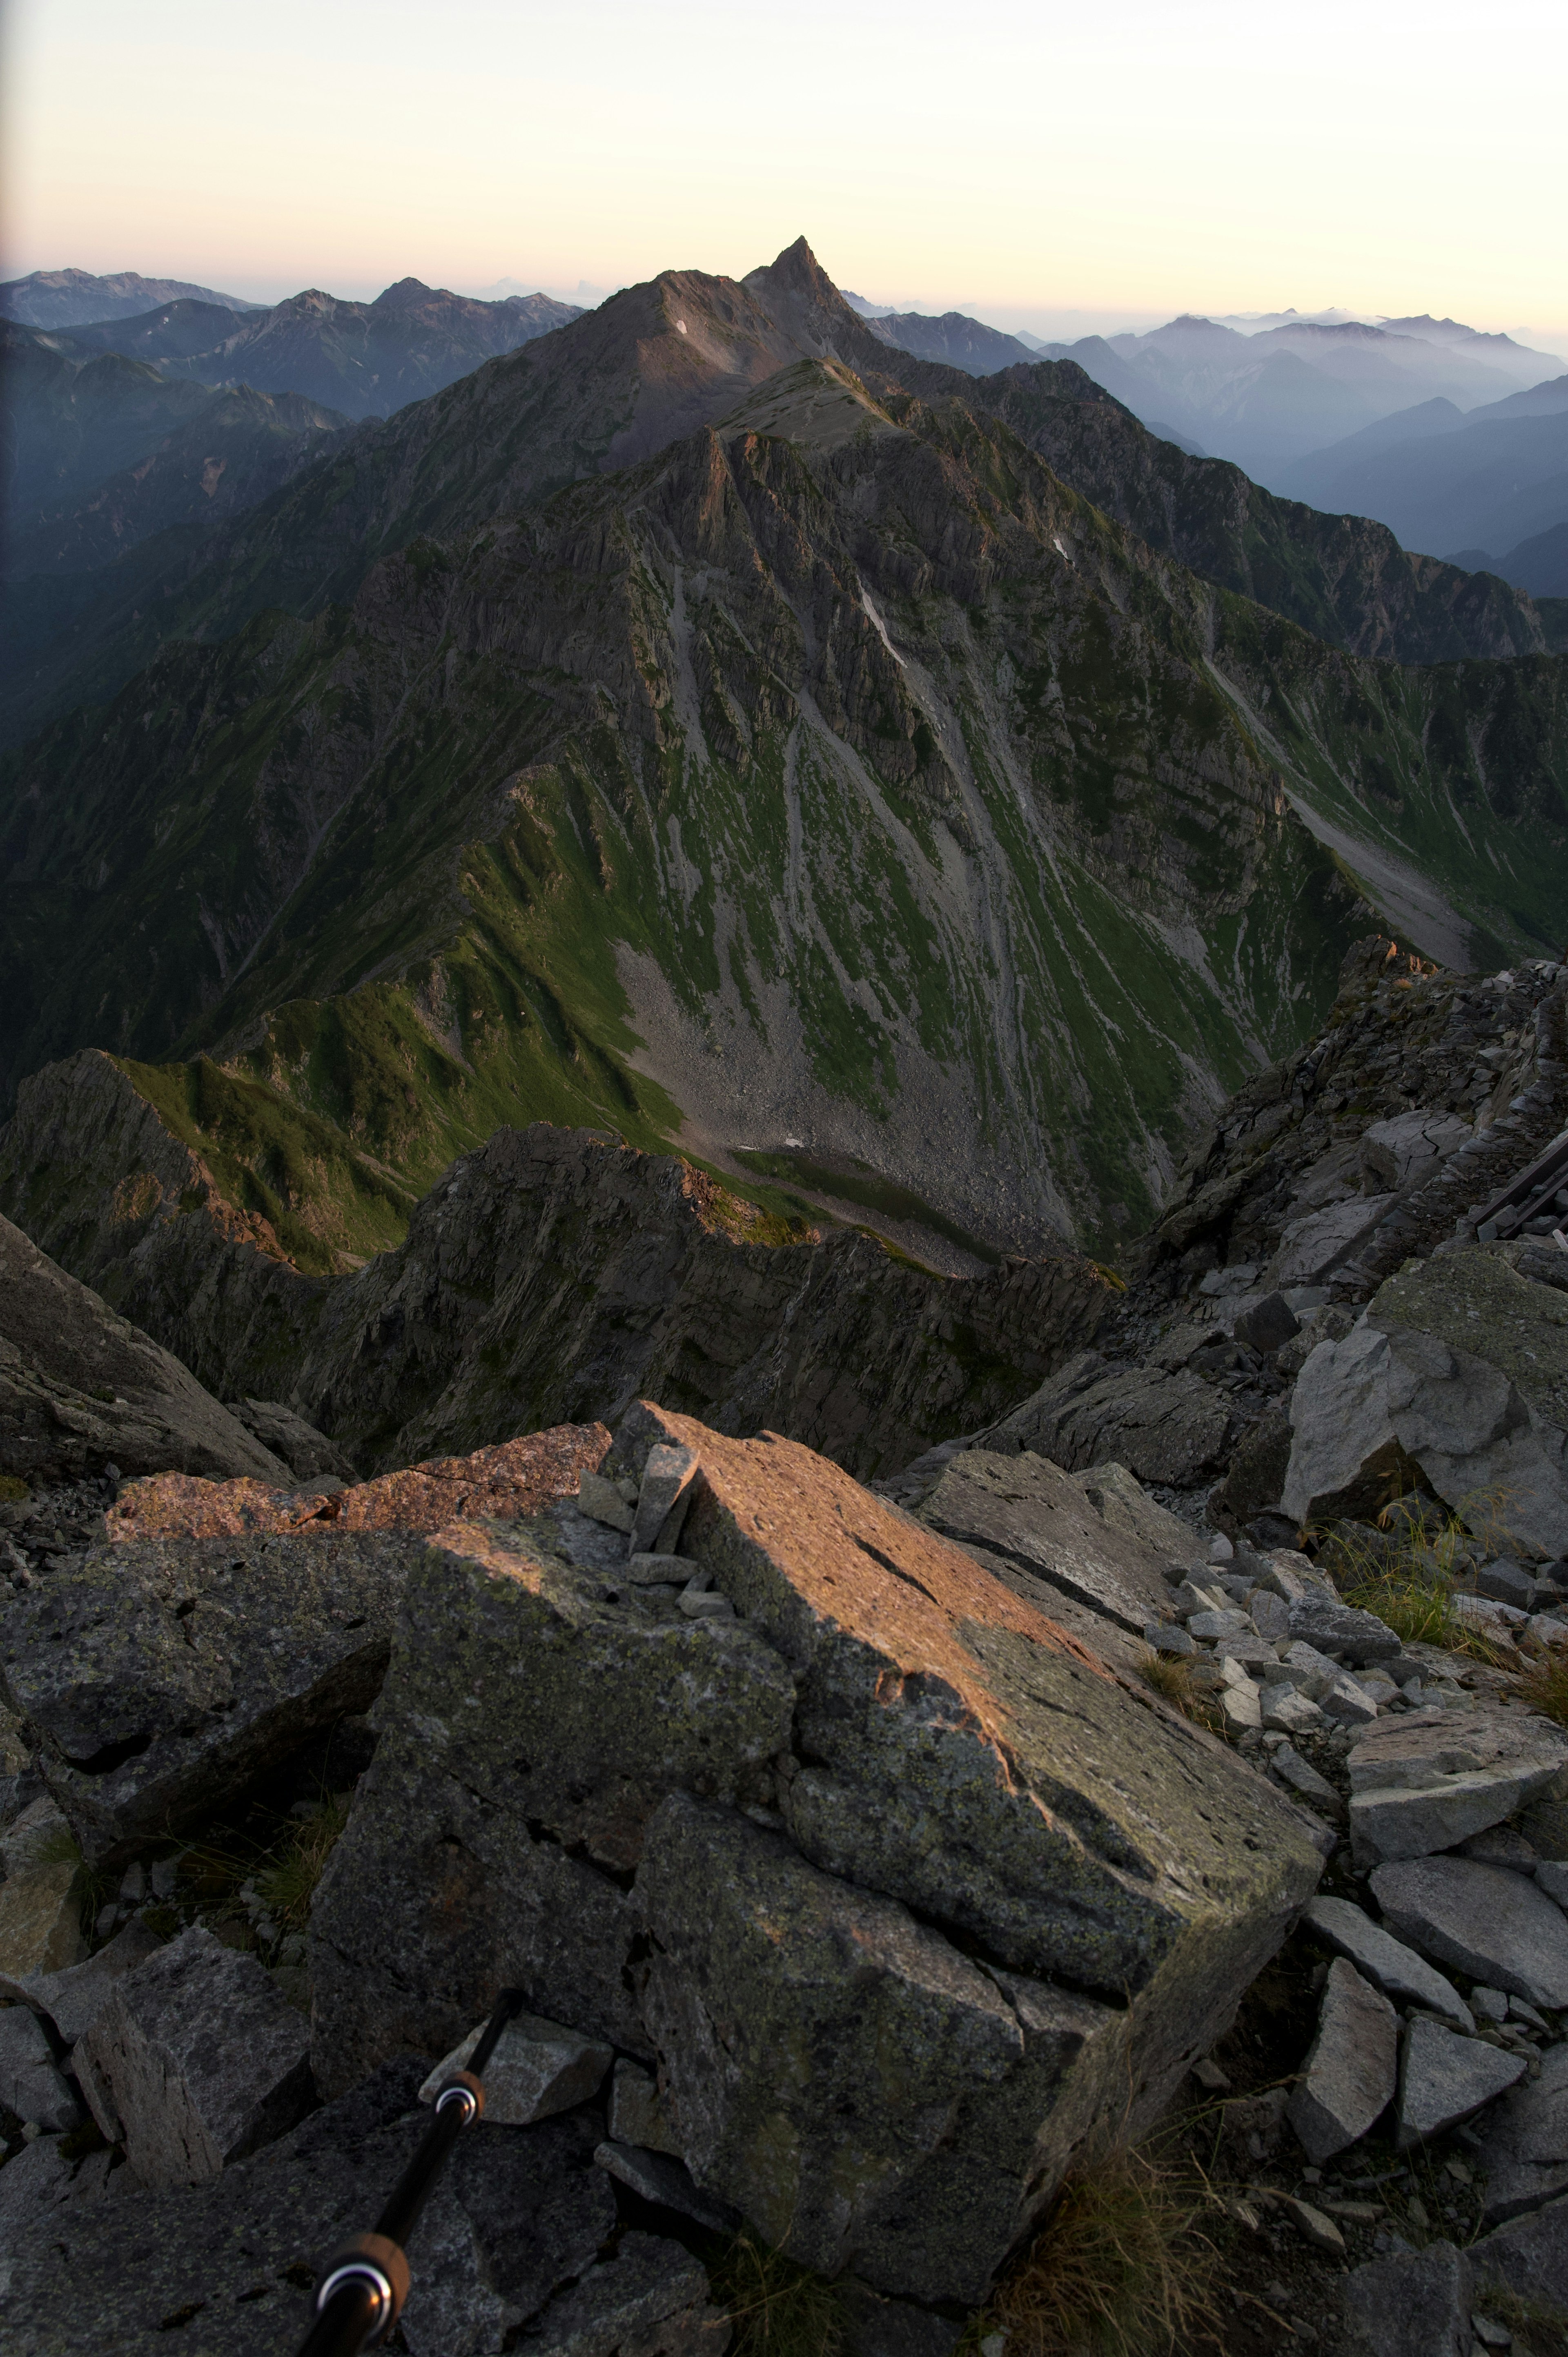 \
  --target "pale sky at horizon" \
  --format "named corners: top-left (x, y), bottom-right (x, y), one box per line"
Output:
top-left (5, 0), bottom-right (1566, 346)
